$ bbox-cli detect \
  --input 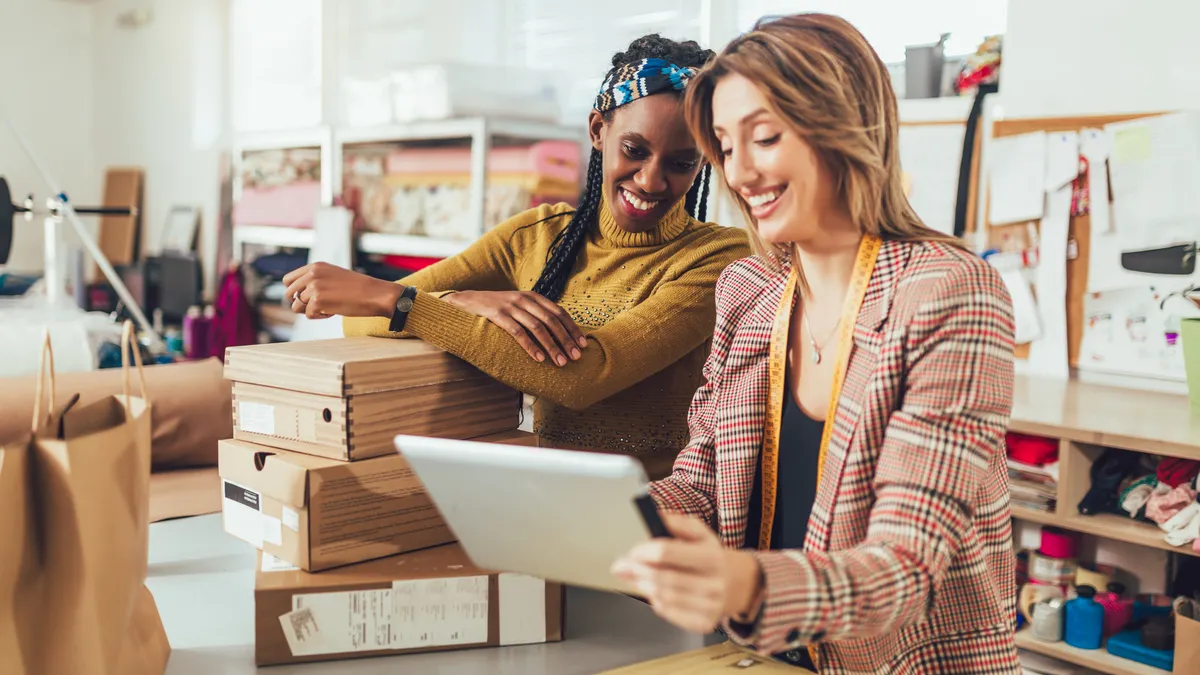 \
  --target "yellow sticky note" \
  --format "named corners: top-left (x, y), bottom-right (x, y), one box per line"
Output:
top-left (1113, 125), bottom-right (1152, 163)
